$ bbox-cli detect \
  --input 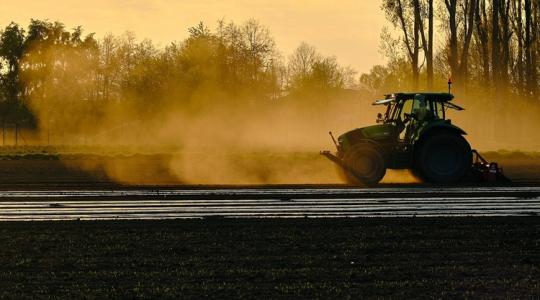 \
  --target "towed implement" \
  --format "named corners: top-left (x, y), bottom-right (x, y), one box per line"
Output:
top-left (321, 93), bottom-right (508, 185)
